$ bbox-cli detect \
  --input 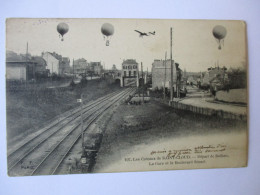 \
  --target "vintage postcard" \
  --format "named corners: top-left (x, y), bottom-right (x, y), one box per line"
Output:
top-left (6, 18), bottom-right (248, 176)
